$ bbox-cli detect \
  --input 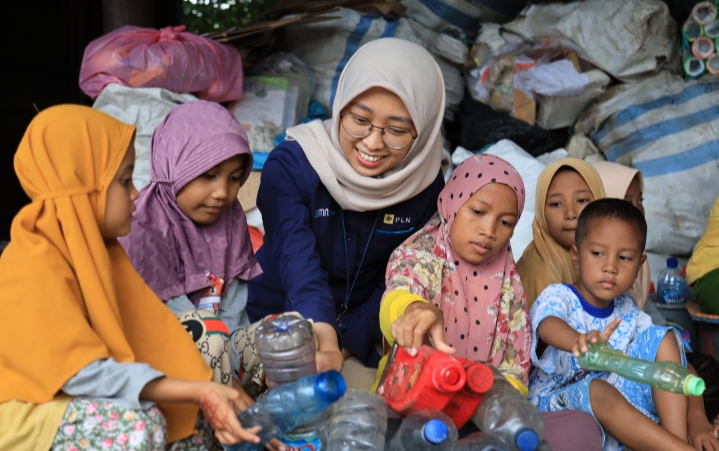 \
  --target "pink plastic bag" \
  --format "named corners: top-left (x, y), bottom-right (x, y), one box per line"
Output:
top-left (80, 25), bottom-right (243, 102)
